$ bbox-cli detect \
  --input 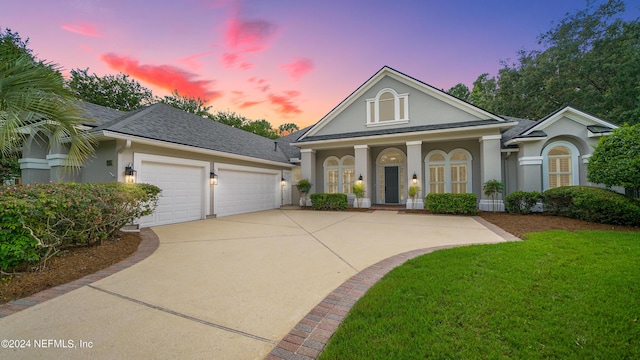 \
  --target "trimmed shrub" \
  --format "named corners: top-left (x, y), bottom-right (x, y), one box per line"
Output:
top-left (543, 186), bottom-right (640, 226)
top-left (505, 191), bottom-right (542, 214)
top-left (310, 193), bottom-right (348, 211)
top-left (0, 182), bottom-right (161, 273)
top-left (425, 193), bottom-right (478, 215)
